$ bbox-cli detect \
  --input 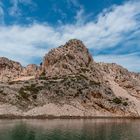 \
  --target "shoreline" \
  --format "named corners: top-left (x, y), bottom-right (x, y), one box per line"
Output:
top-left (0, 115), bottom-right (140, 120)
